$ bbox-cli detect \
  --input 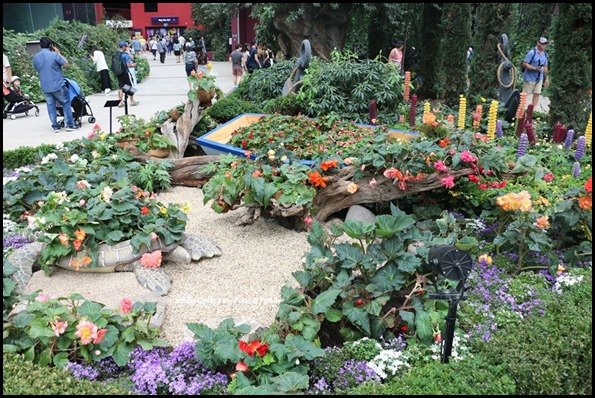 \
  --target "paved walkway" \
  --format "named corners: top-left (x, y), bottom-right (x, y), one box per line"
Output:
top-left (3, 55), bottom-right (236, 151)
